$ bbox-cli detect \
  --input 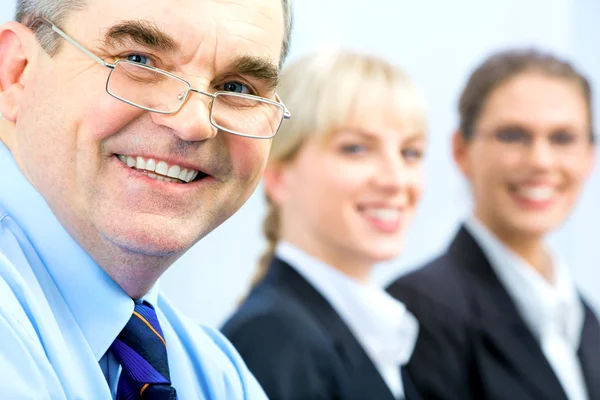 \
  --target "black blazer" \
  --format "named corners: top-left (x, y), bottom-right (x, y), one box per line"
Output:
top-left (222, 257), bottom-right (421, 400)
top-left (387, 226), bottom-right (600, 400)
